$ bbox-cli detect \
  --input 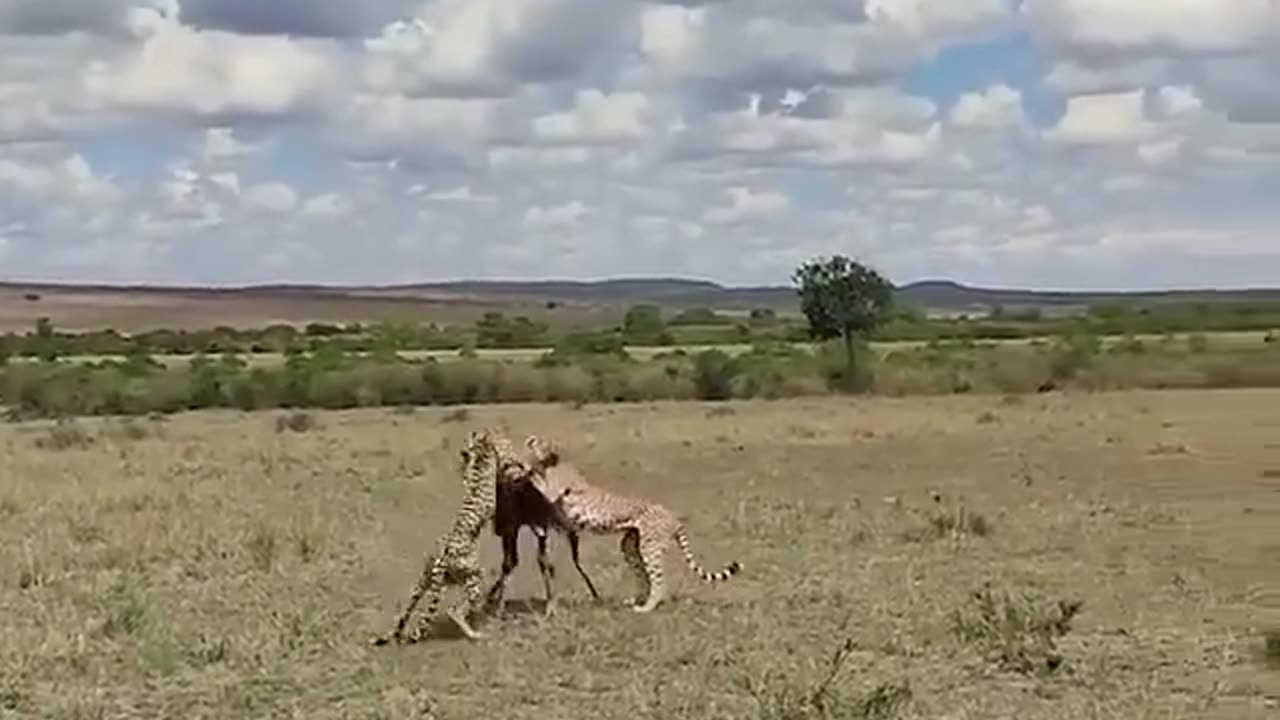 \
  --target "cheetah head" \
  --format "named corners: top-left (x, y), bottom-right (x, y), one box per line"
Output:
top-left (523, 434), bottom-right (562, 469)
top-left (458, 427), bottom-right (501, 468)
